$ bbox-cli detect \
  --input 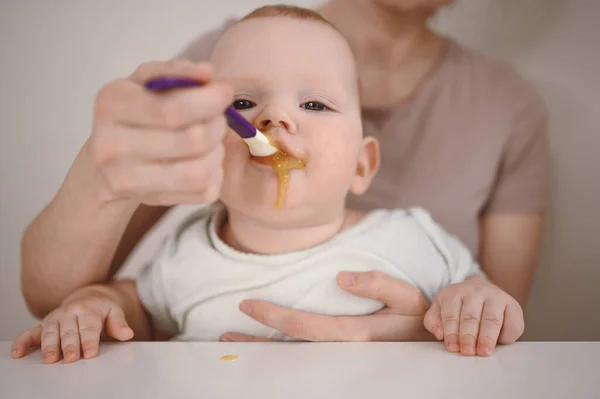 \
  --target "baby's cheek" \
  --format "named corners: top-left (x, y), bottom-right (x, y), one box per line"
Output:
top-left (309, 143), bottom-right (360, 179)
top-left (305, 160), bottom-right (355, 200)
